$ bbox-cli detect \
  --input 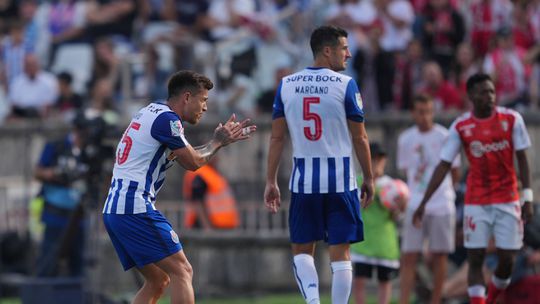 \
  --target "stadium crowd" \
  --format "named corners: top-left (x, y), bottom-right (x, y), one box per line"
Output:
top-left (1, 0), bottom-right (540, 303)
top-left (0, 0), bottom-right (540, 126)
